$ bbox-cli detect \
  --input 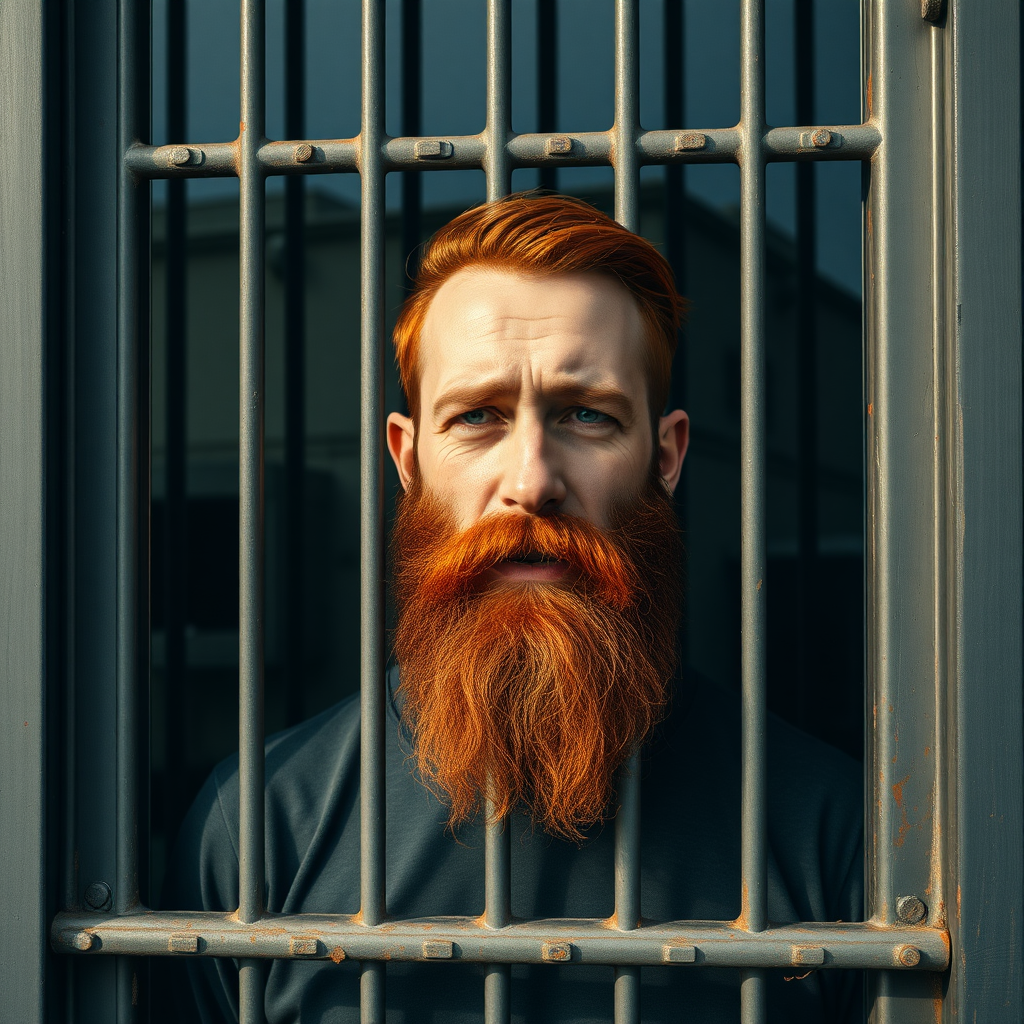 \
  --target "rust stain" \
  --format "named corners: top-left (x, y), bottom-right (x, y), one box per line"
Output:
top-left (330, 945), bottom-right (346, 964)
top-left (866, 74), bottom-right (873, 115)
top-left (239, 120), bottom-right (247, 134)
top-left (892, 773), bottom-right (912, 847)
top-left (867, 402), bottom-right (873, 417)
top-left (866, 208), bottom-right (873, 238)
top-left (931, 973), bottom-right (944, 1023)
top-left (924, 745), bottom-right (931, 757)
top-left (756, 579), bottom-right (762, 592)
top-left (956, 885), bottom-right (962, 919)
